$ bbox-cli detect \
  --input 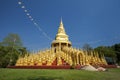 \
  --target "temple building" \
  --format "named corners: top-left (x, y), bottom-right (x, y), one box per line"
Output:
top-left (16, 19), bottom-right (107, 67)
